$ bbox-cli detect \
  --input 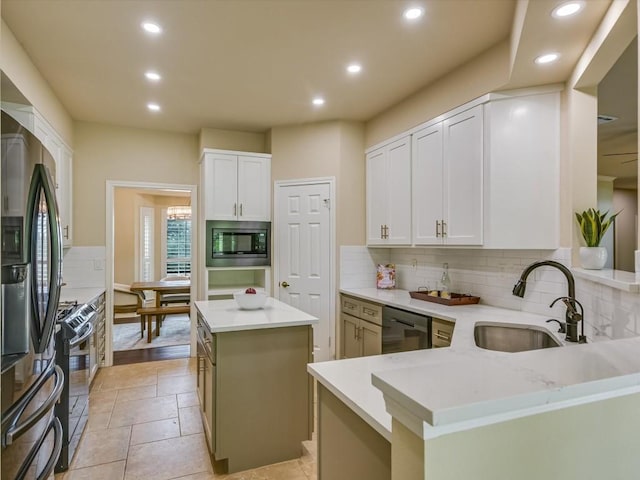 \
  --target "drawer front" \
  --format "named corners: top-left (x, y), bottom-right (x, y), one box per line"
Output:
top-left (341, 295), bottom-right (360, 316)
top-left (432, 318), bottom-right (454, 348)
top-left (359, 301), bottom-right (382, 326)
